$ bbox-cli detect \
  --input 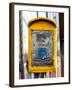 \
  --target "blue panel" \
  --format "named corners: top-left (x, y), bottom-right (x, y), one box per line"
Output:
top-left (38, 48), bottom-right (47, 60)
